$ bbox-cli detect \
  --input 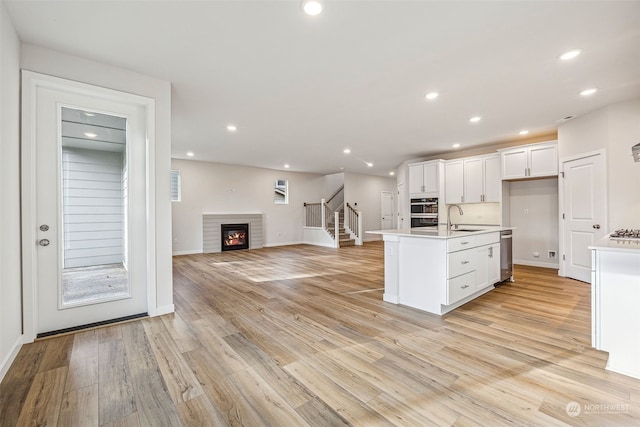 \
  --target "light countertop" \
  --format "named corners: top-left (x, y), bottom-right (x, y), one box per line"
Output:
top-left (589, 235), bottom-right (640, 253)
top-left (366, 225), bottom-right (512, 239)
